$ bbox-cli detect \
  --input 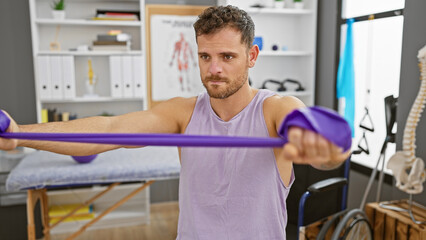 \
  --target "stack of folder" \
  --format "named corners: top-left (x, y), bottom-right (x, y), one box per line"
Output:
top-left (92, 31), bottom-right (131, 51)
